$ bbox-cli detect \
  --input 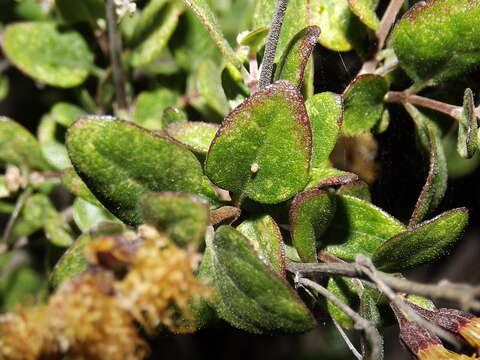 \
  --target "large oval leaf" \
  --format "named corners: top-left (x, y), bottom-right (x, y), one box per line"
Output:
top-left (66, 116), bottom-right (218, 226)
top-left (373, 208), bottom-right (468, 272)
top-left (209, 226), bottom-right (316, 334)
top-left (391, 0), bottom-right (480, 86)
top-left (290, 189), bottom-right (336, 262)
top-left (165, 121), bottom-right (218, 155)
top-left (321, 195), bottom-right (406, 259)
top-left (3, 22), bottom-right (94, 88)
top-left (206, 80), bottom-right (312, 204)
